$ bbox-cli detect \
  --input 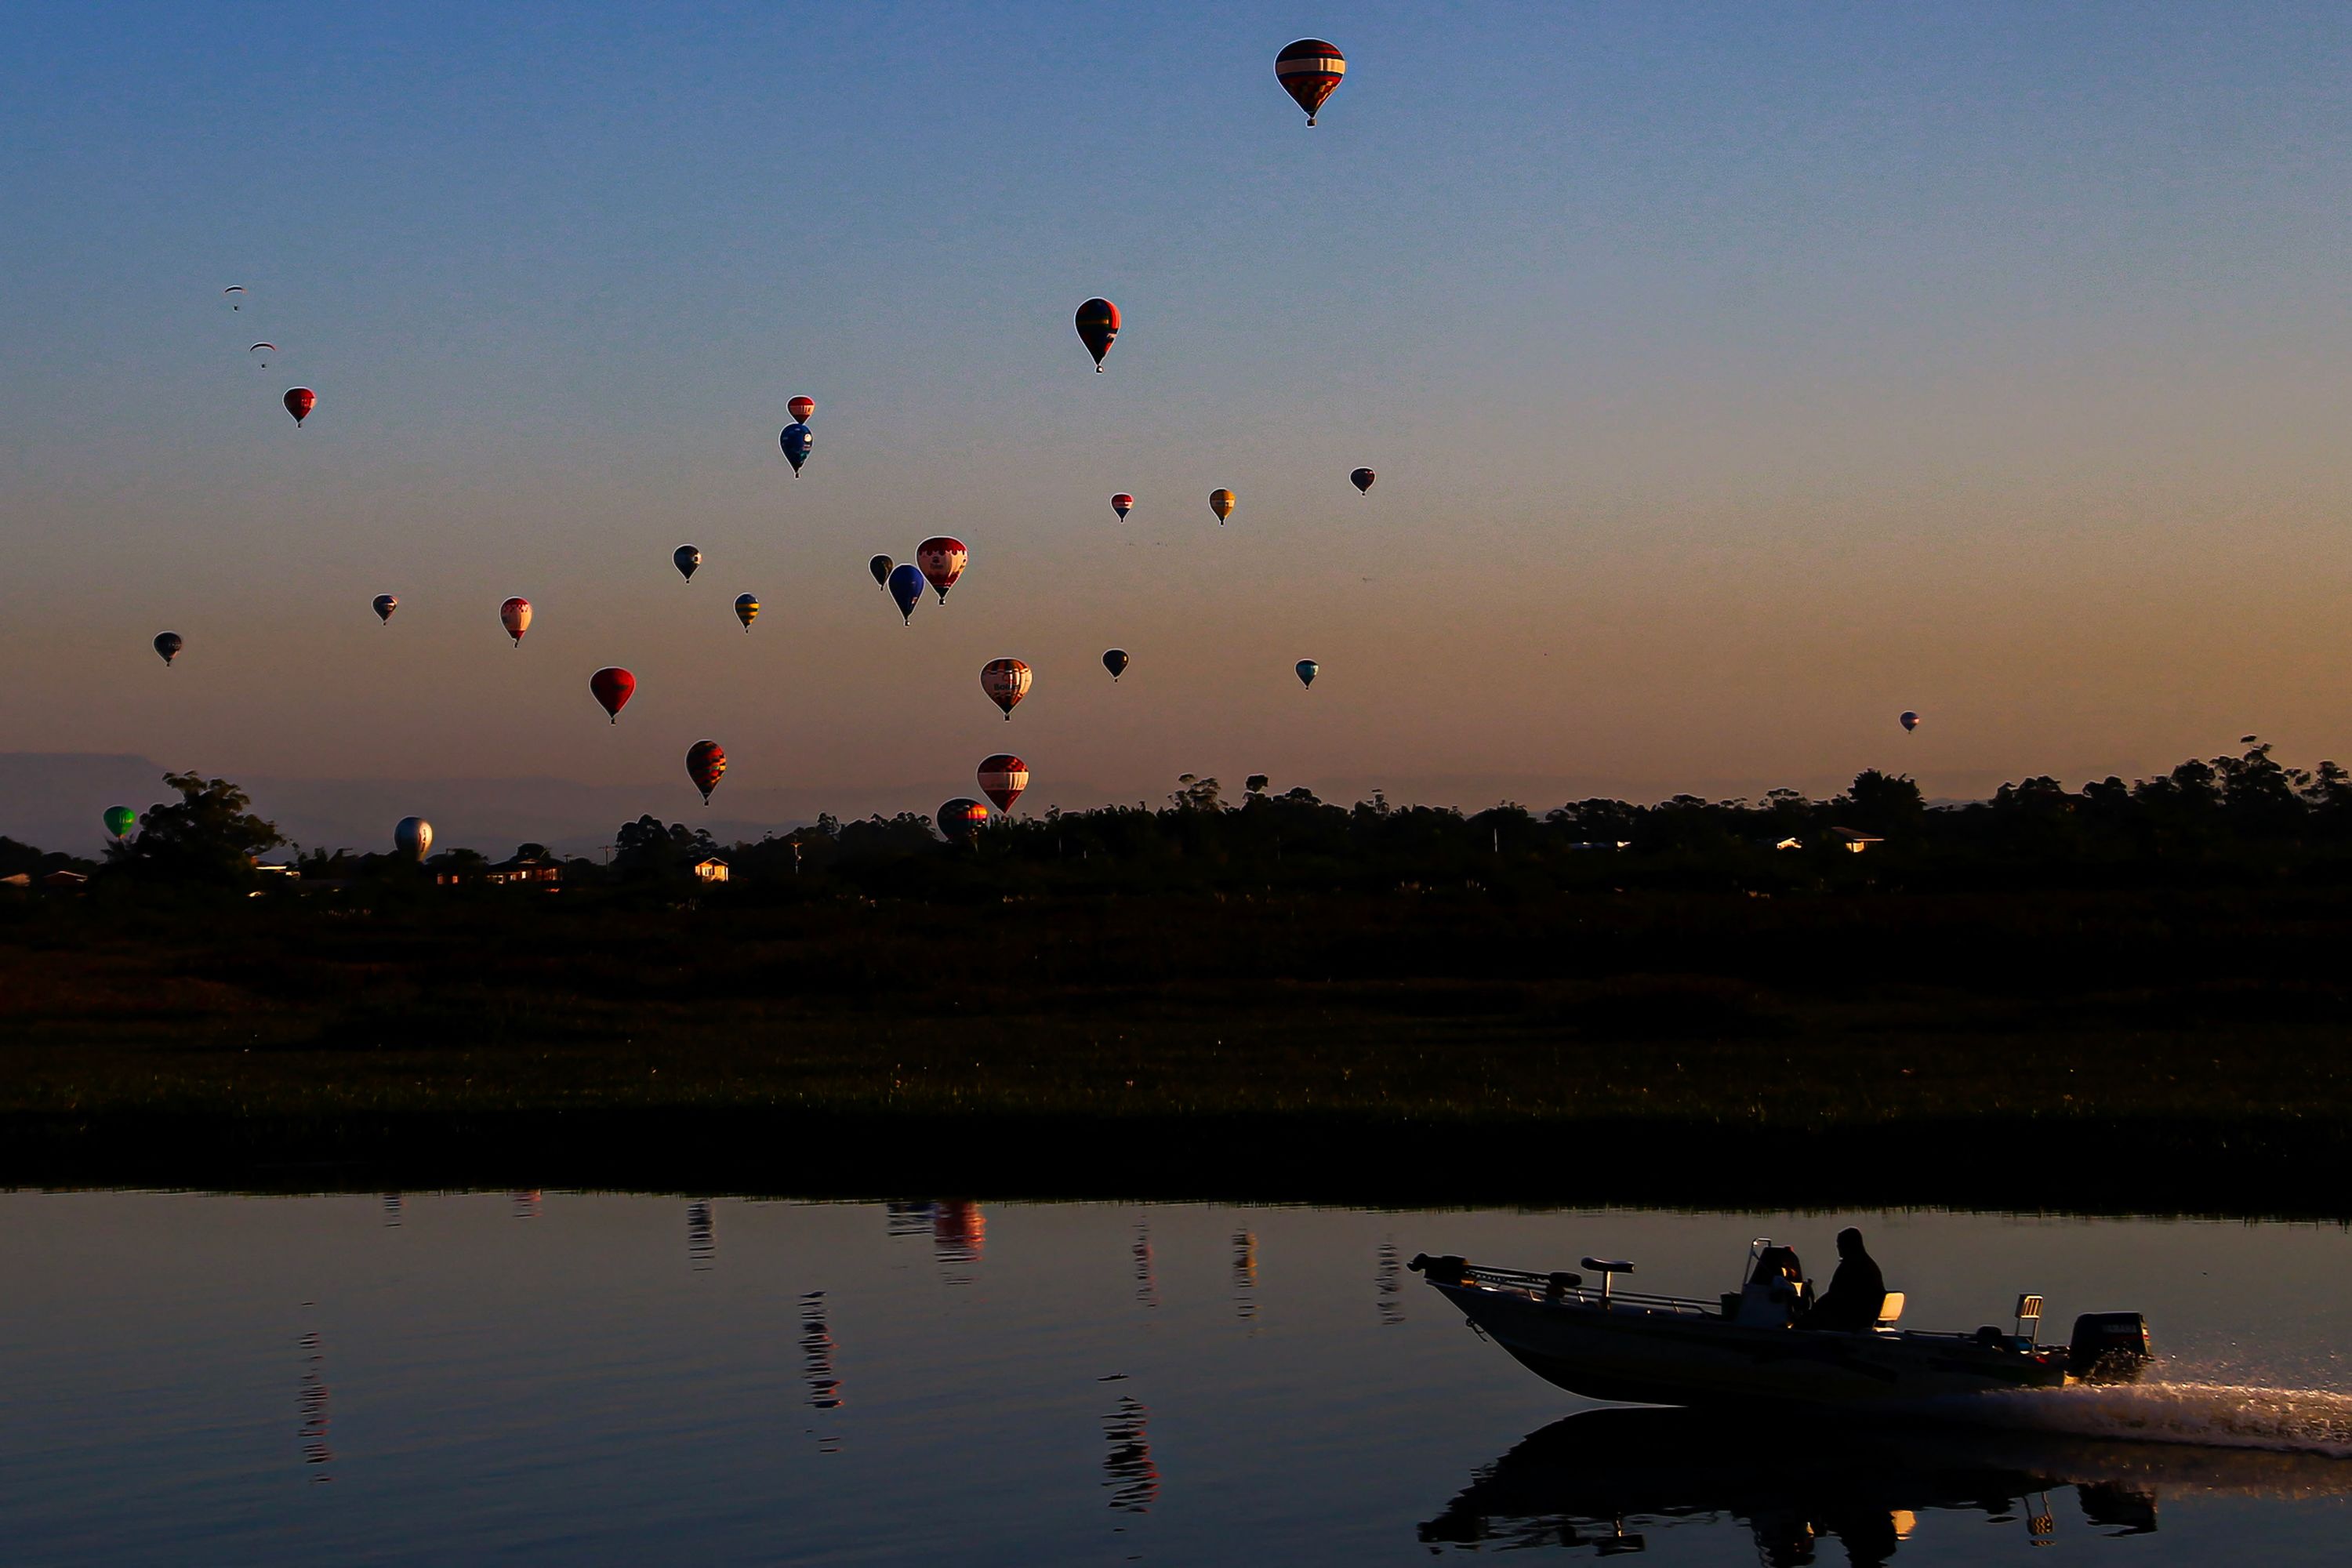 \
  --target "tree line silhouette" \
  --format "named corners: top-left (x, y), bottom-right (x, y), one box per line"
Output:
top-left (9, 743), bottom-right (2352, 900)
